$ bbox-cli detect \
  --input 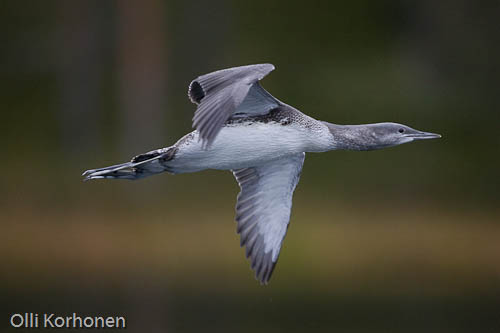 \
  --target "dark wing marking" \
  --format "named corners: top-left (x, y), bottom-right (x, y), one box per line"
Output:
top-left (232, 153), bottom-right (305, 284)
top-left (188, 64), bottom-right (278, 148)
